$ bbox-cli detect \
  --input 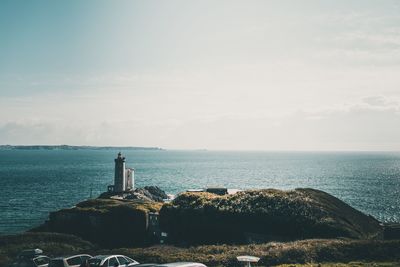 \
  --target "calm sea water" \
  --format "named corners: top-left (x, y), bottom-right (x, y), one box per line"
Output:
top-left (0, 149), bottom-right (400, 234)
